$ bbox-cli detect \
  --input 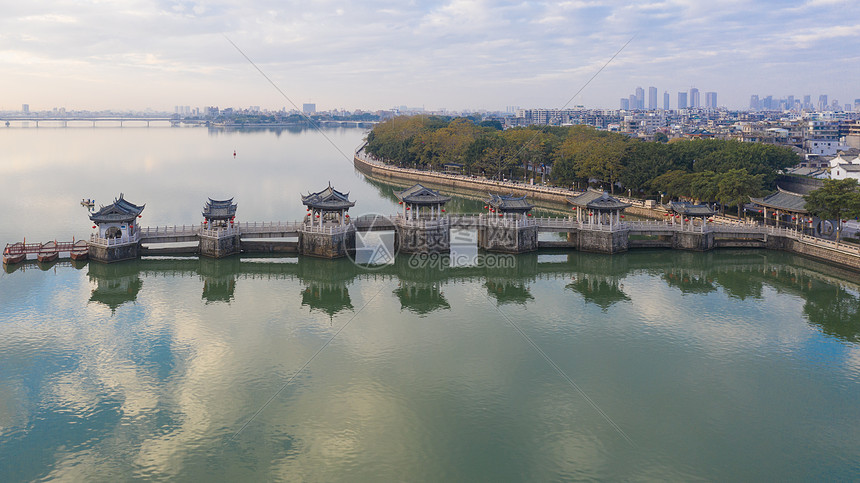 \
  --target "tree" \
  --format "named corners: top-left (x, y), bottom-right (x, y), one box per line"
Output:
top-left (804, 179), bottom-right (860, 242)
top-left (653, 132), bottom-right (669, 143)
top-left (716, 168), bottom-right (764, 216)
